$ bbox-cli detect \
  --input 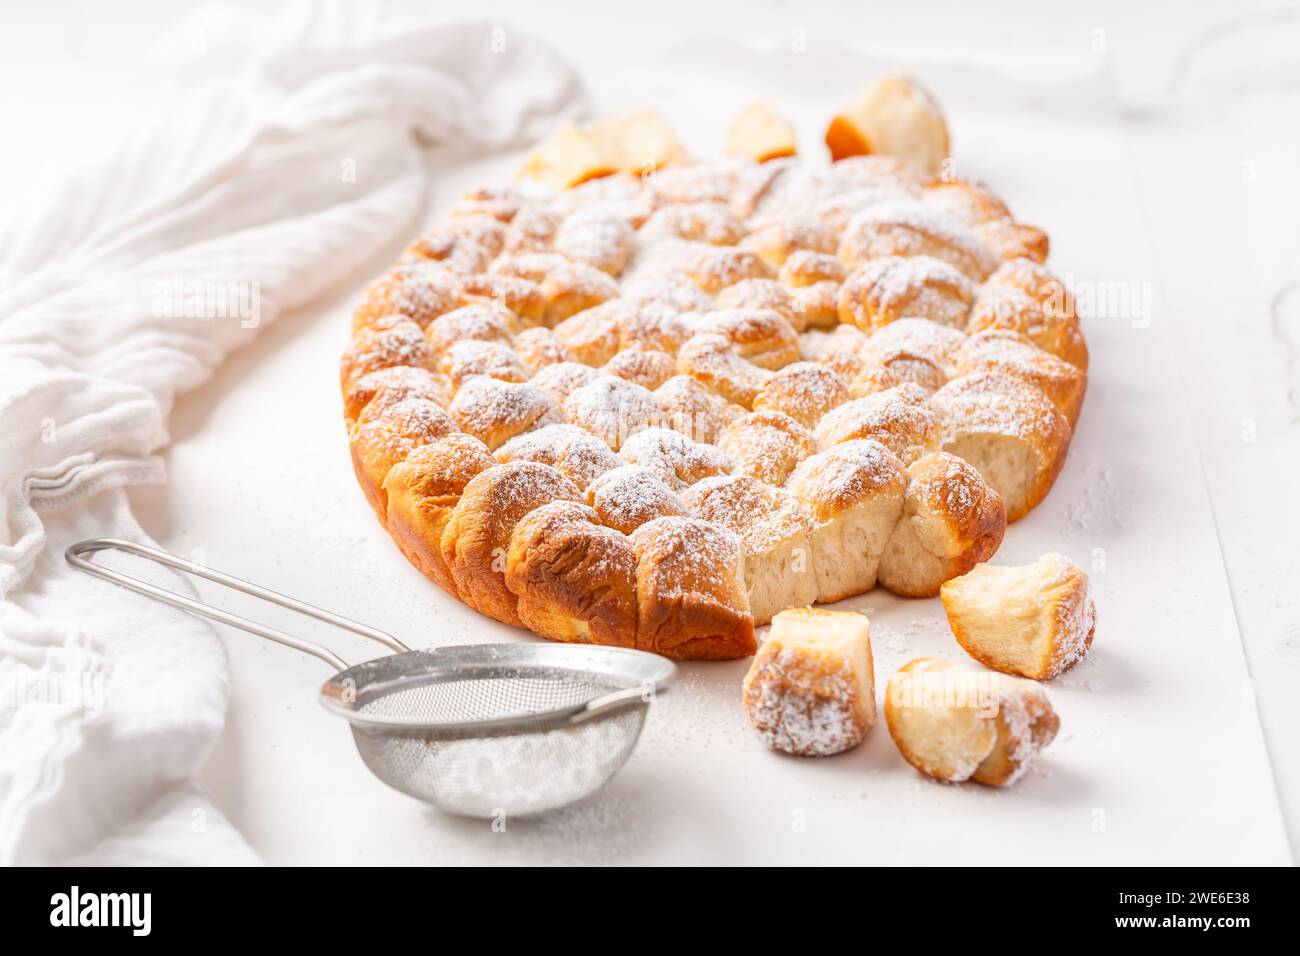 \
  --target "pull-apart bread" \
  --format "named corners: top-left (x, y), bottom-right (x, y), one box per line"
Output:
top-left (341, 84), bottom-right (1088, 660)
